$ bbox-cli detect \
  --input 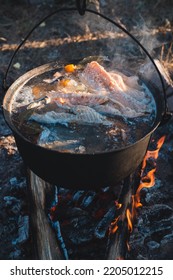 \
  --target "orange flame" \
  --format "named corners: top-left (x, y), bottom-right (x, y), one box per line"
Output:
top-left (134, 136), bottom-right (166, 208)
top-left (126, 208), bottom-right (133, 233)
top-left (110, 136), bottom-right (165, 240)
top-left (115, 201), bottom-right (122, 209)
top-left (110, 217), bottom-right (119, 234)
top-left (141, 136), bottom-right (165, 170)
top-left (127, 136), bottom-right (166, 230)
